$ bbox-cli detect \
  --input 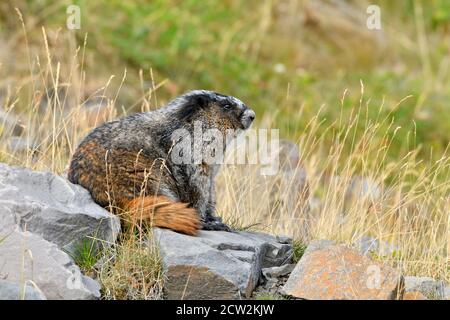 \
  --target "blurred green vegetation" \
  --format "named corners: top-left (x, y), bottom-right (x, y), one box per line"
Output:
top-left (1, 0), bottom-right (449, 161)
